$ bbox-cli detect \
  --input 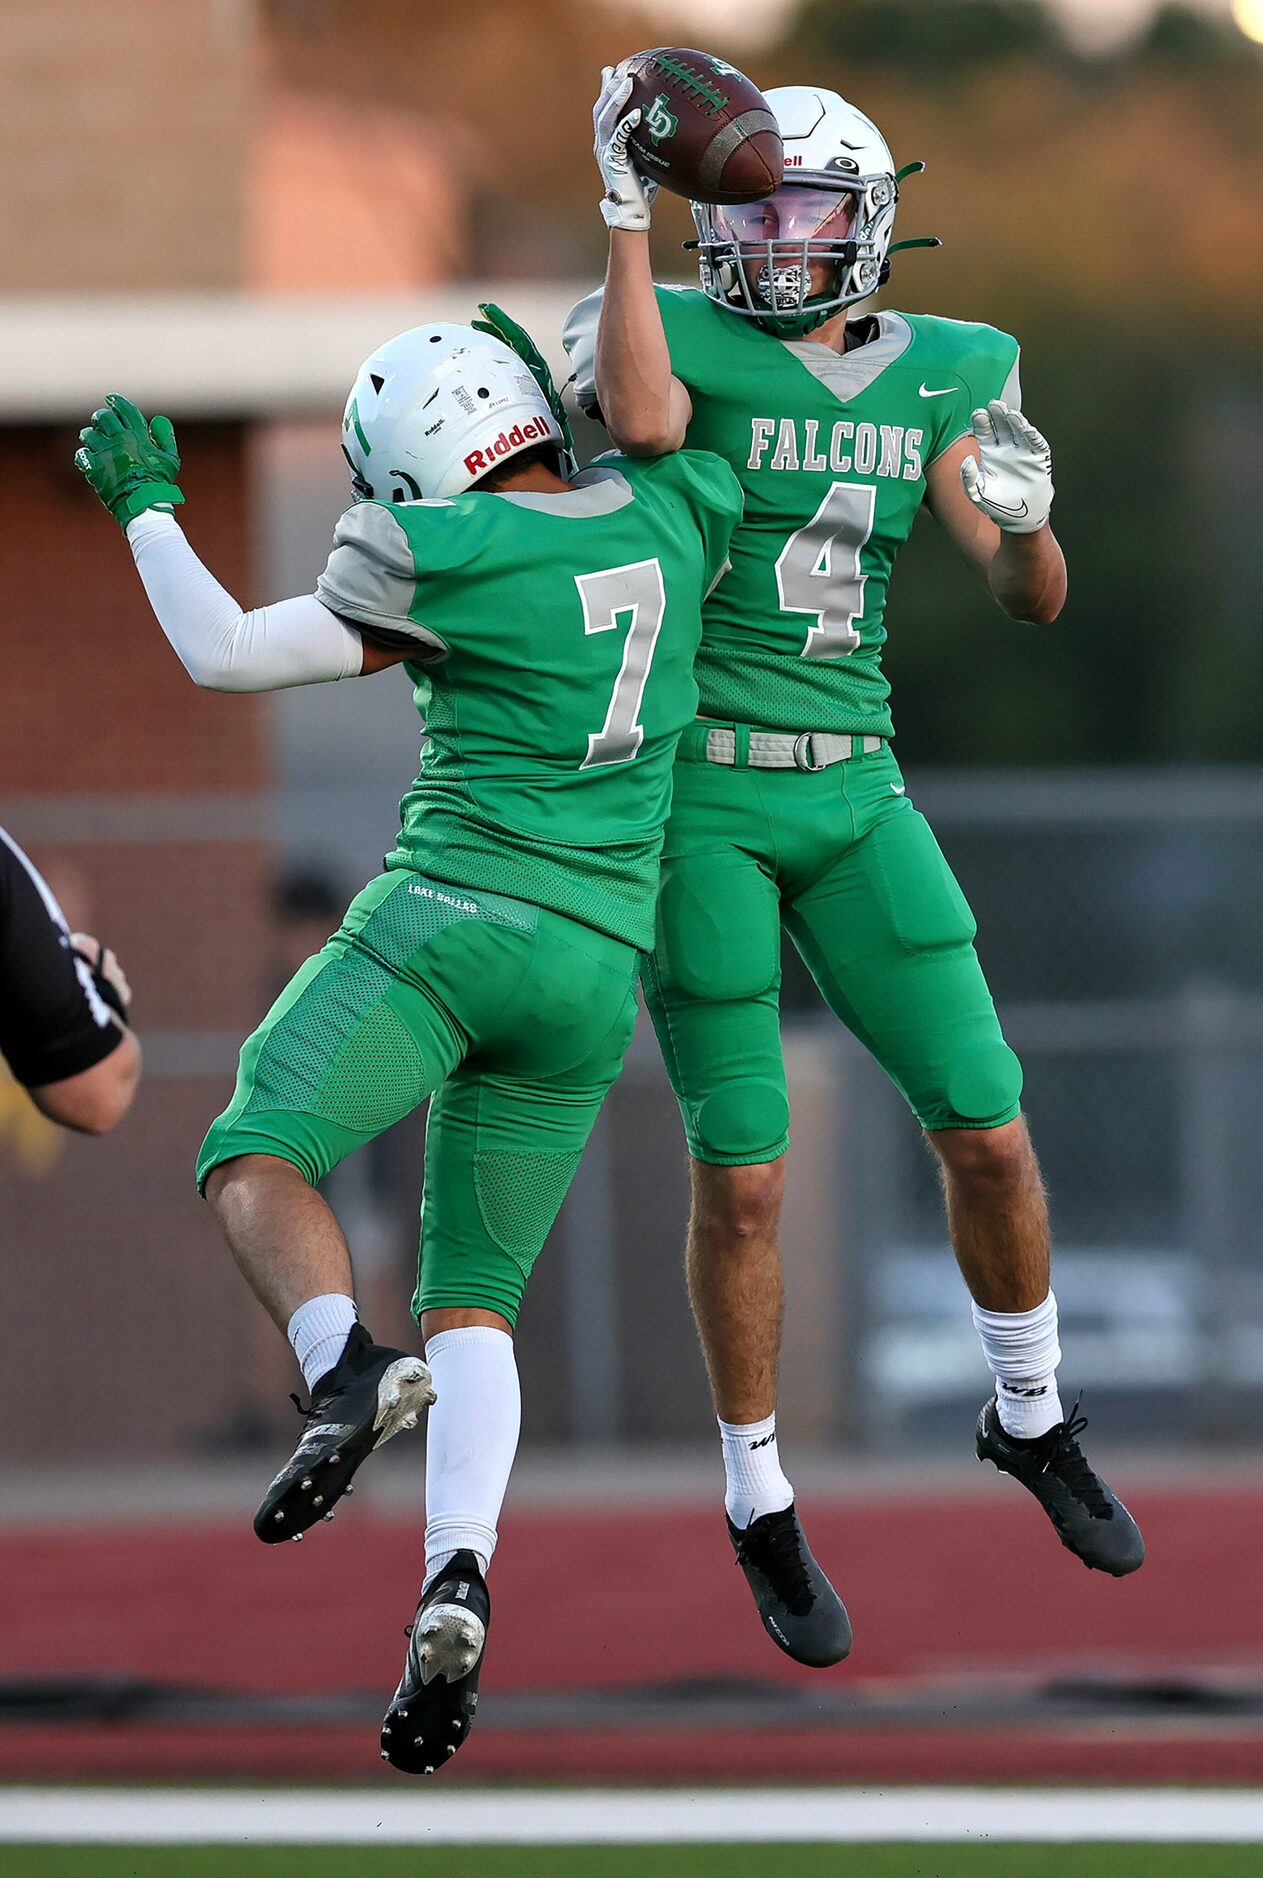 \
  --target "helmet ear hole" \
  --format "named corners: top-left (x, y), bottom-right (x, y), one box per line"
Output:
top-left (341, 441), bottom-right (372, 500)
